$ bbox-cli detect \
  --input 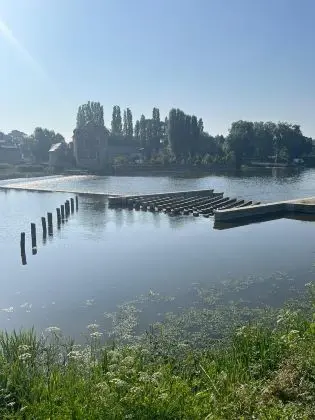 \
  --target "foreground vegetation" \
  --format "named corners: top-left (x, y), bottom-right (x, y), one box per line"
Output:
top-left (0, 283), bottom-right (314, 419)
